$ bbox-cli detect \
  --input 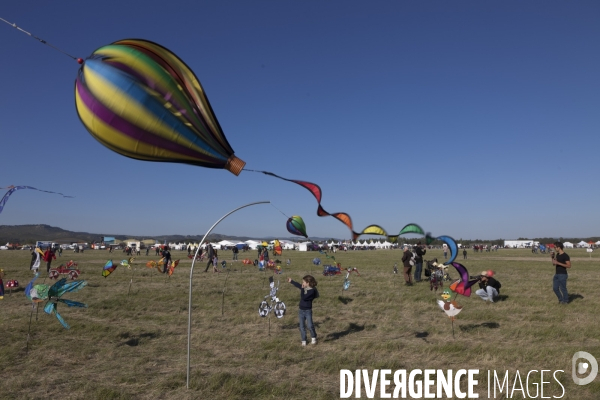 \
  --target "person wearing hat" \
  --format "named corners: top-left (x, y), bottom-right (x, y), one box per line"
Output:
top-left (413, 242), bottom-right (426, 282)
top-left (475, 270), bottom-right (501, 302)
